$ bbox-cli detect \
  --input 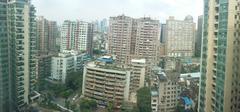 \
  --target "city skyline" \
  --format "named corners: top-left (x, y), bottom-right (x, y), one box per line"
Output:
top-left (32, 0), bottom-right (203, 23)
